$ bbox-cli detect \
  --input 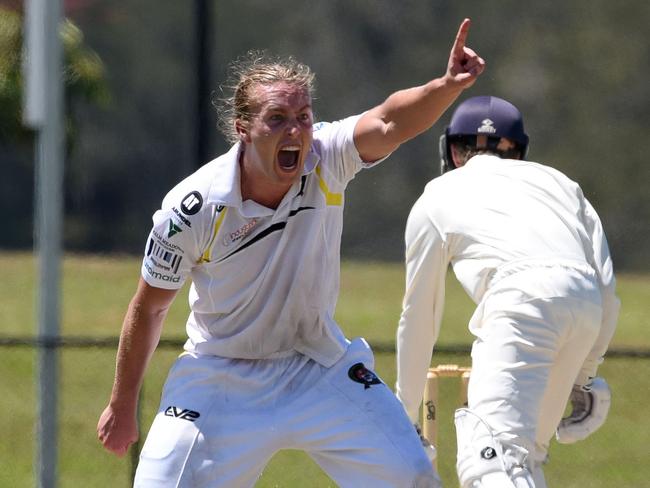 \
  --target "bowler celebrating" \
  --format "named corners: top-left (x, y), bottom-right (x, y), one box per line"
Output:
top-left (98, 19), bottom-right (484, 487)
